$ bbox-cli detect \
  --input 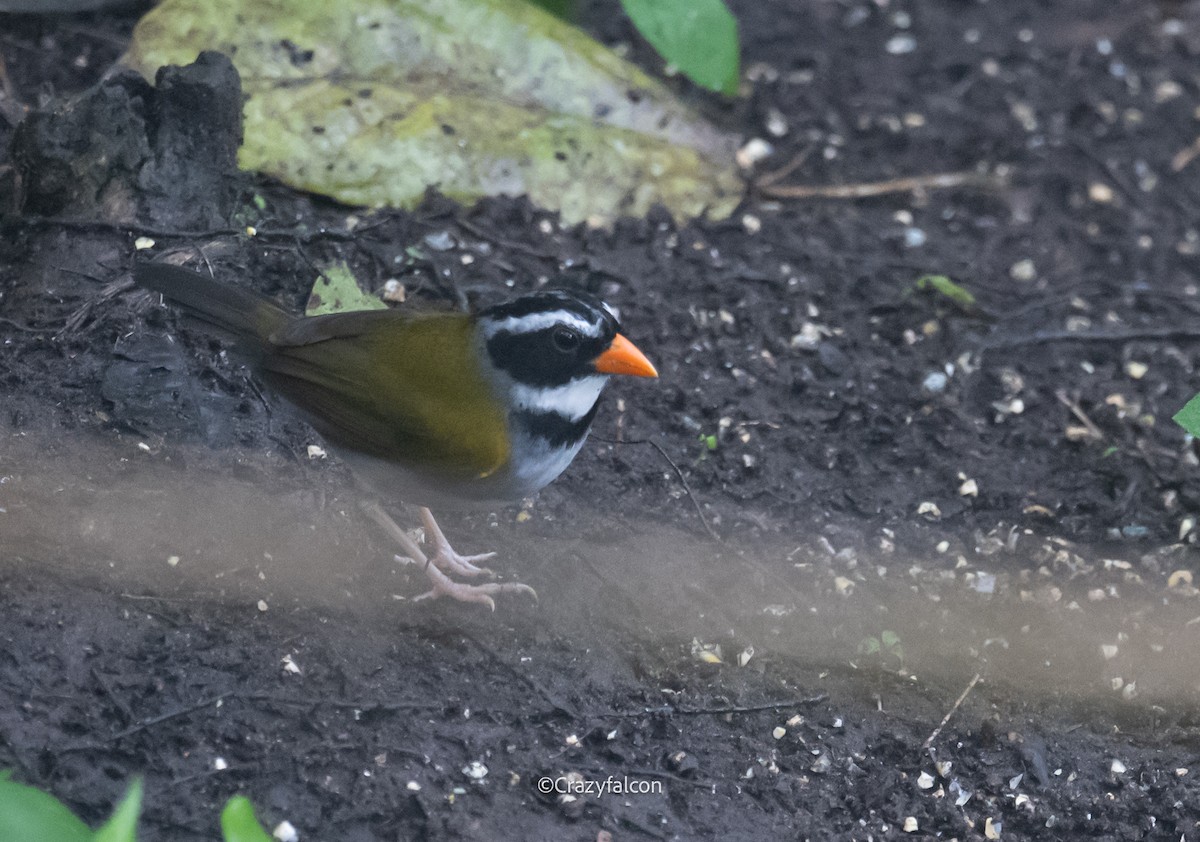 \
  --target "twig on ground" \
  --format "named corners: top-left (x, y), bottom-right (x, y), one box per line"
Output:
top-left (108, 691), bottom-right (234, 742)
top-left (456, 217), bottom-right (559, 261)
top-left (90, 667), bottom-right (135, 725)
top-left (621, 694), bottom-right (828, 717)
top-left (0, 316), bottom-right (56, 333)
top-left (462, 634), bottom-right (579, 720)
top-left (25, 215), bottom-right (386, 244)
top-left (922, 672), bottom-right (981, 751)
top-left (594, 435), bottom-right (720, 543)
top-left (982, 326), bottom-right (1200, 352)
top-left (1055, 389), bottom-right (1106, 441)
top-left (759, 170), bottom-right (1002, 200)
top-left (238, 693), bottom-right (442, 714)
top-left (754, 146), bottom-right (814, 188)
